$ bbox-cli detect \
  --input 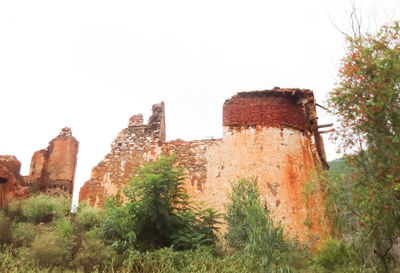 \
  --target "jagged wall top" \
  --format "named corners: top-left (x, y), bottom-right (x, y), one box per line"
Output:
top-left (110, 102), bottom-right (165, 155)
